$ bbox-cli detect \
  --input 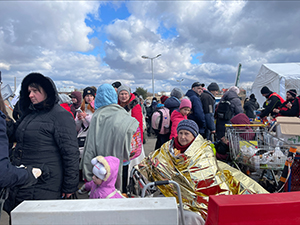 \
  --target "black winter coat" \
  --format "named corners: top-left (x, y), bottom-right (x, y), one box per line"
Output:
top-left (0, 111), bottom-right (36, 188)
top-left (260, 92), bottom-right (283, 118)
top-left (201, 90), bottom-right (216, 132)
top-left (7, 73), bottom-right (79, 211)
top-left (244, 98), bottom-right (259, 118)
